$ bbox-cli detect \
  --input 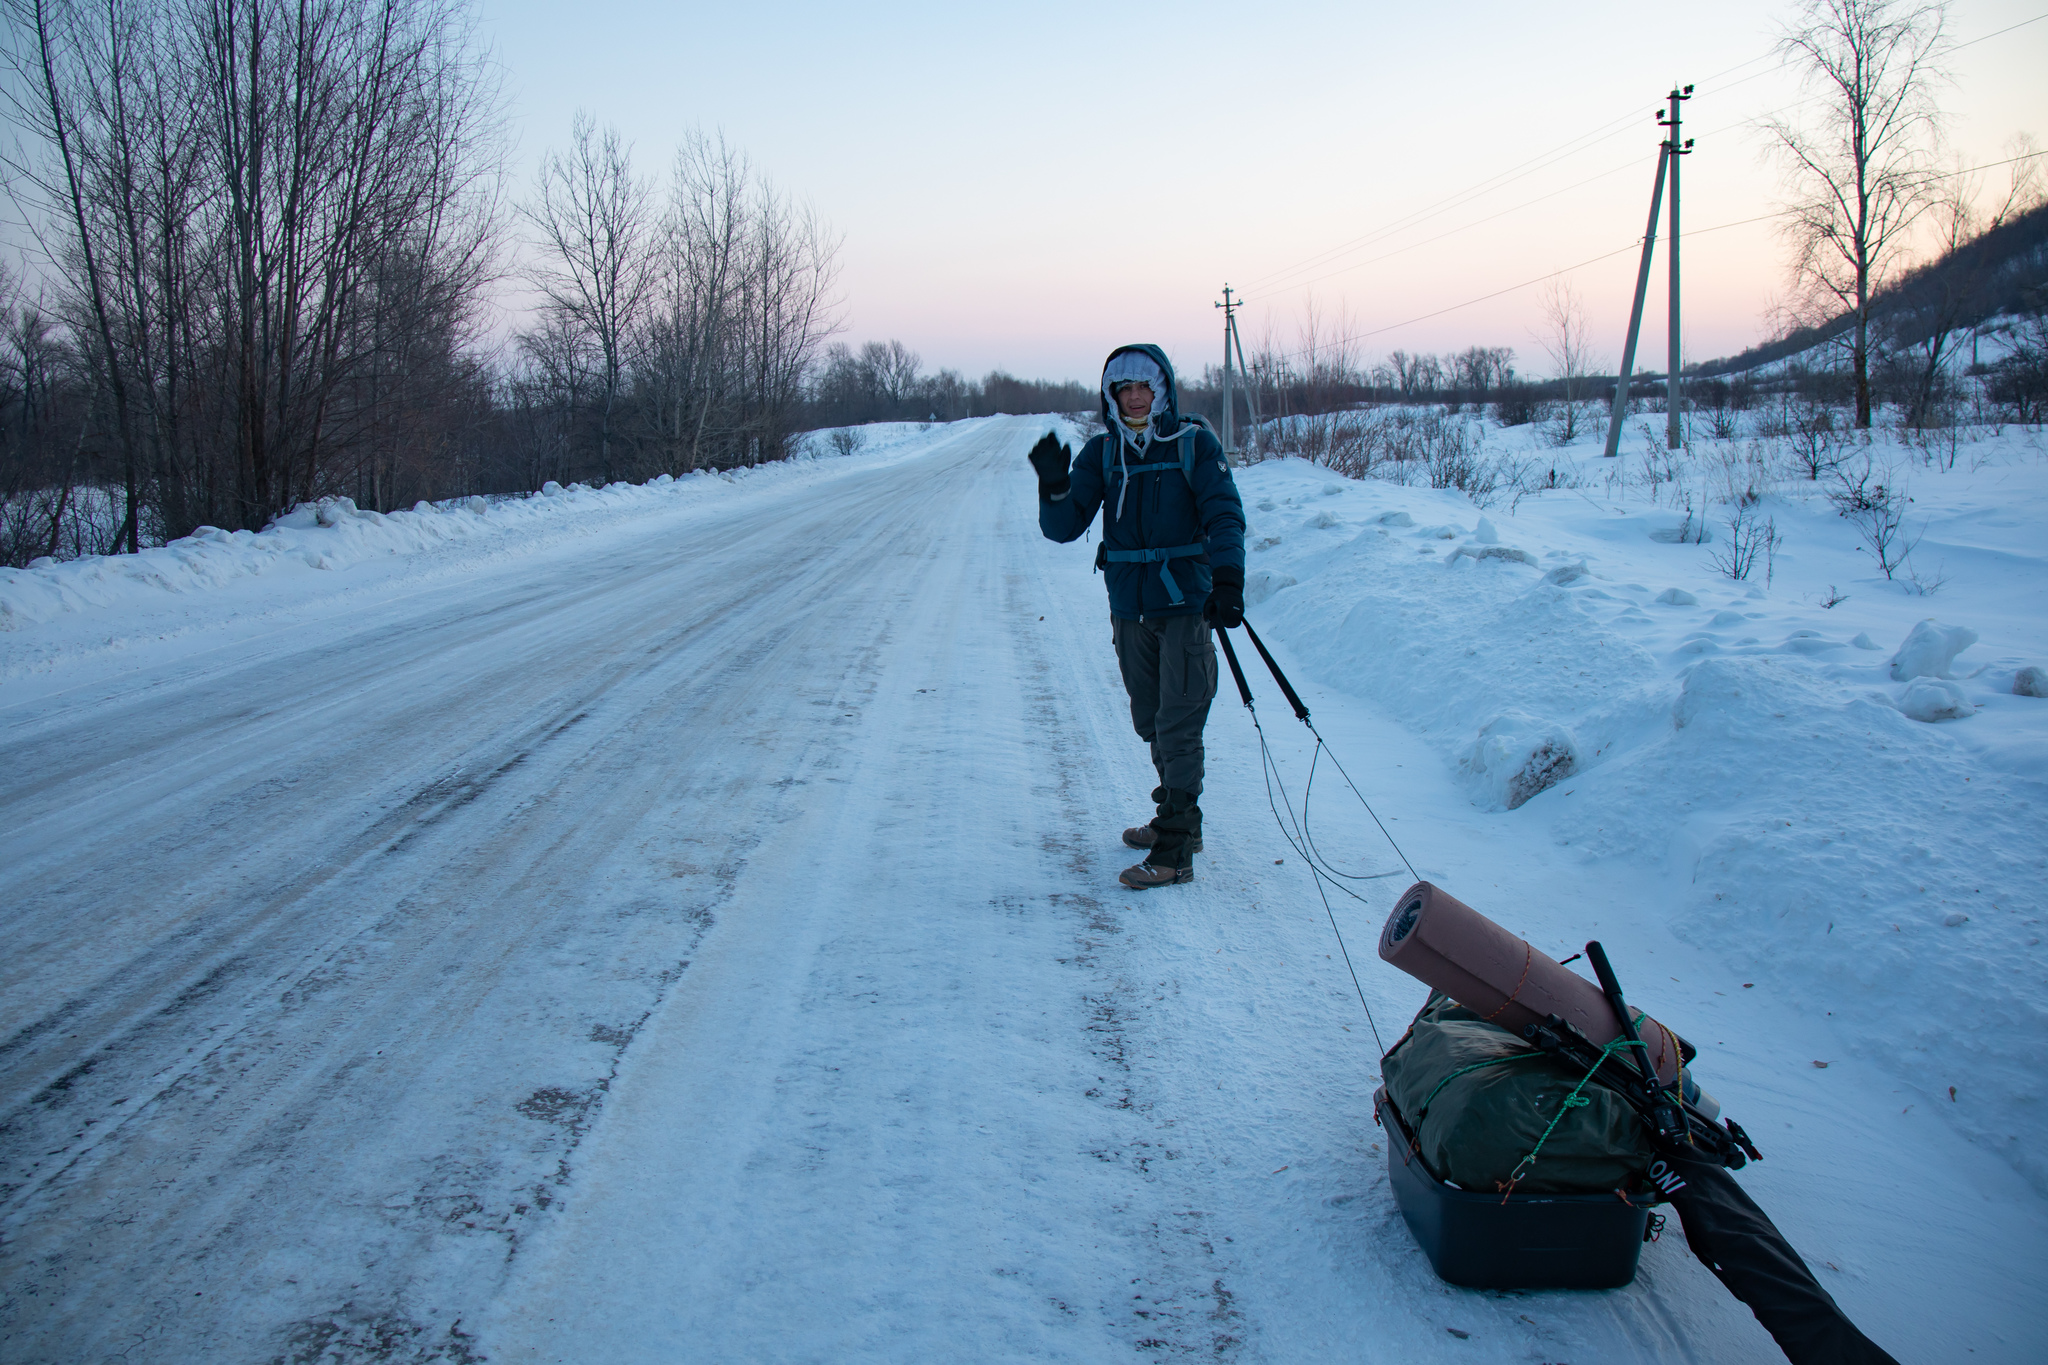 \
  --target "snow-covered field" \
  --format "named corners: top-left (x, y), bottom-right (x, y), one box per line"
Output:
top-left (1, 413), bottom-right (2041, 1363)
